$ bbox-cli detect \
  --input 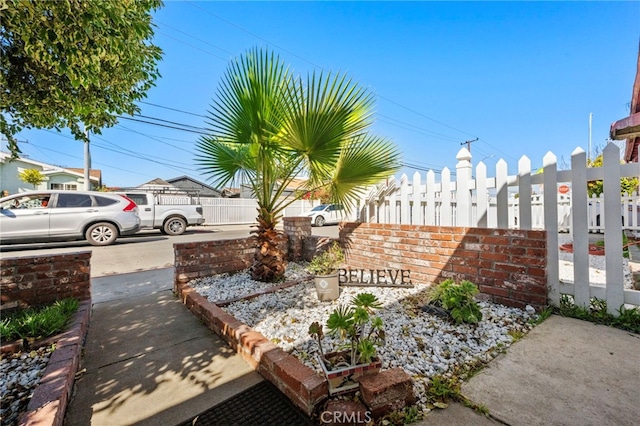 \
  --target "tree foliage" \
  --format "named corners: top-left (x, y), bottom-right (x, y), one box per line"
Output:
top-left (587, 153), bottom-right (639, 197)
top-left (0, 0), bottom-right (163, 157)
top-left (18, 168), bottom-right (44, 188)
